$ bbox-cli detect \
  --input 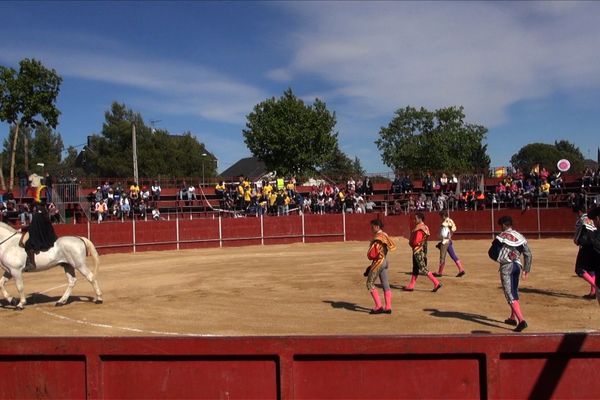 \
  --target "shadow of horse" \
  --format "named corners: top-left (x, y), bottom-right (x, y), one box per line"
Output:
top-left (1, 293), bottom-right (95, 309)
top-left (323, 300), bottom-right (372, 313)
